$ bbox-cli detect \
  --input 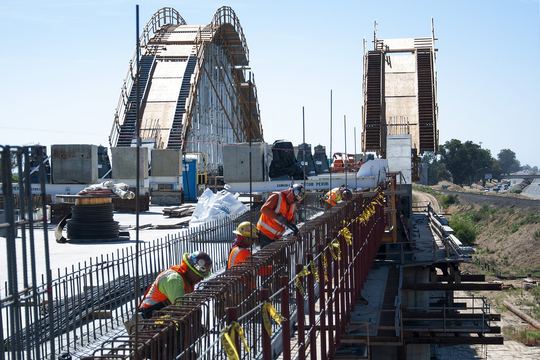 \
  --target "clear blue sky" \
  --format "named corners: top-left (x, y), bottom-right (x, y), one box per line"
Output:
top-left (1, 0), bottom-right (539, 167)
